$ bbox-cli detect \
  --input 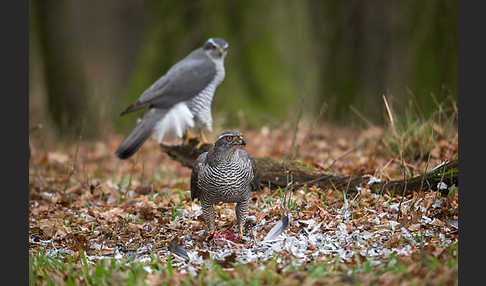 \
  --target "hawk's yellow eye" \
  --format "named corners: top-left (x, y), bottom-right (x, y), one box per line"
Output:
top-left (225, 136), bottom-right (233, 142)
